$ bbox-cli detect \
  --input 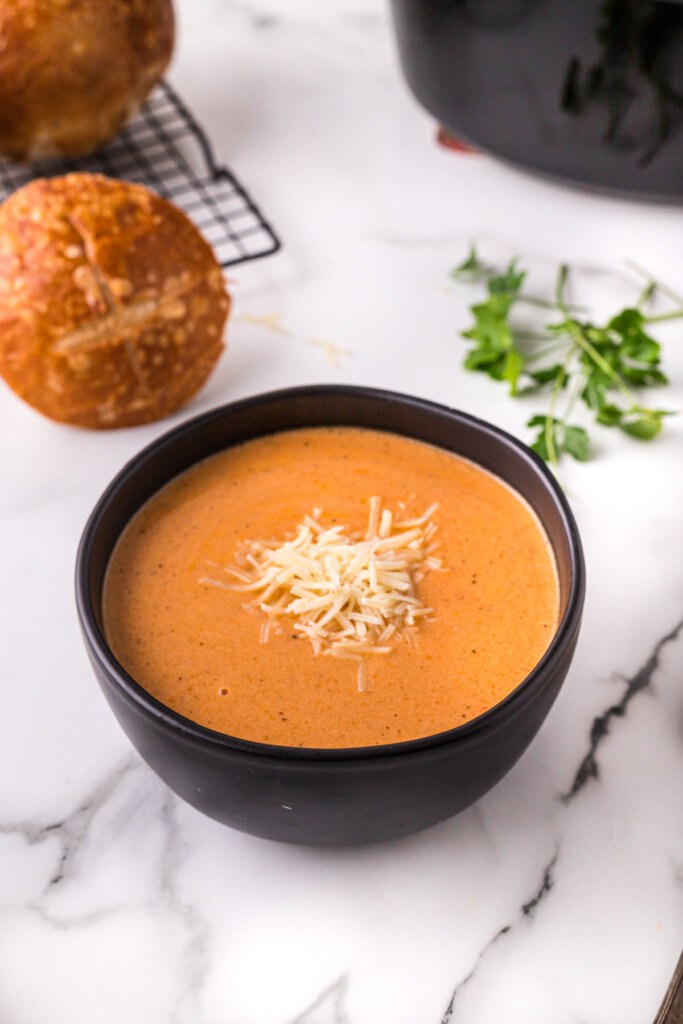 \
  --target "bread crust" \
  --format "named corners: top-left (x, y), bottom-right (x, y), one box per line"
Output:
top-left (0, 0), bottom-right (174, 159)
top-left (0, 173), bottom-right (230, 428)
